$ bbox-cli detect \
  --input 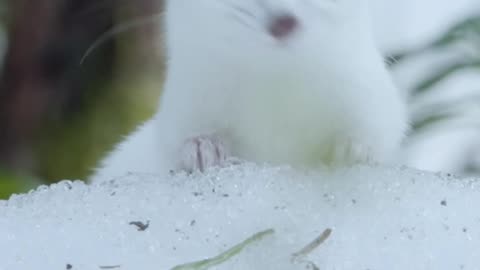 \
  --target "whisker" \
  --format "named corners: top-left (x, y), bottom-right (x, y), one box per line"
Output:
top-left (385, 55), bottom-right (399, 66)
top-left (80, 13), bottom-right (164, 65)
top-left (220, 2), bottom-right (261, 32)
top-left (229, 4), bottom-right (258, 19)
top-left (228, 12), bottom-right (258, 32)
